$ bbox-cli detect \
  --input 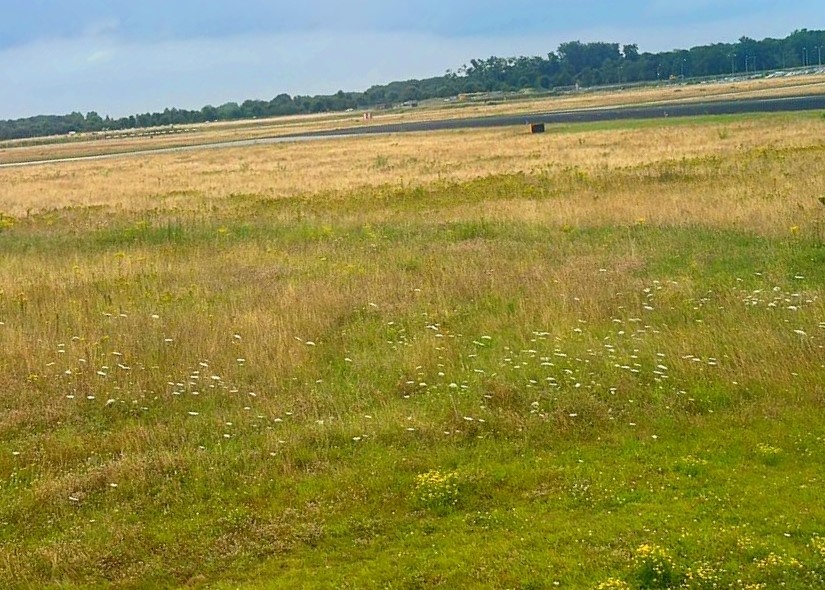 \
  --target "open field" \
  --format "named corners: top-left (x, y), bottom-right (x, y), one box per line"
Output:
top-left (2, 72), bottom-right (825, 166)
top-left (1, 110), bottom-right (825, 589)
